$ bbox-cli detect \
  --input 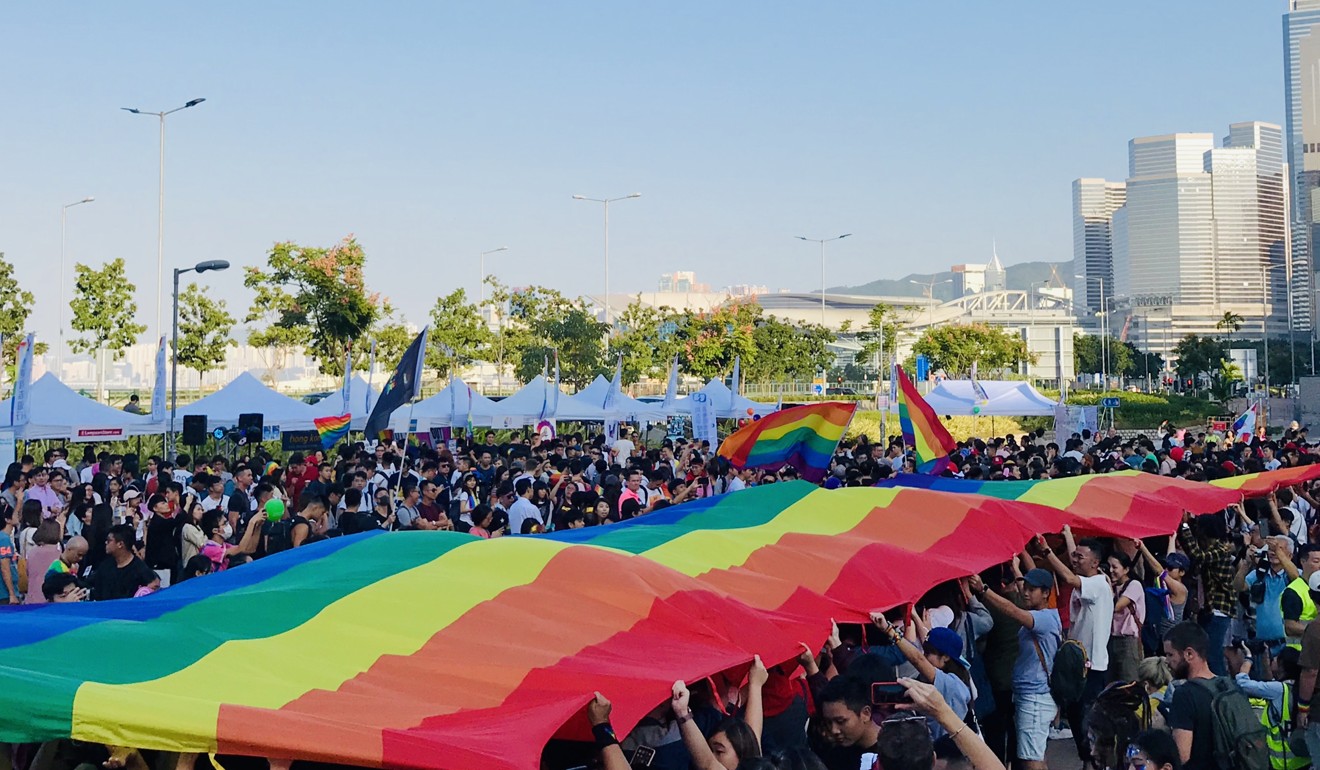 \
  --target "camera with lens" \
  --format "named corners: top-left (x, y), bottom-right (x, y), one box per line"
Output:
top-left (1249, 549), bottom-right (1269, 605)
